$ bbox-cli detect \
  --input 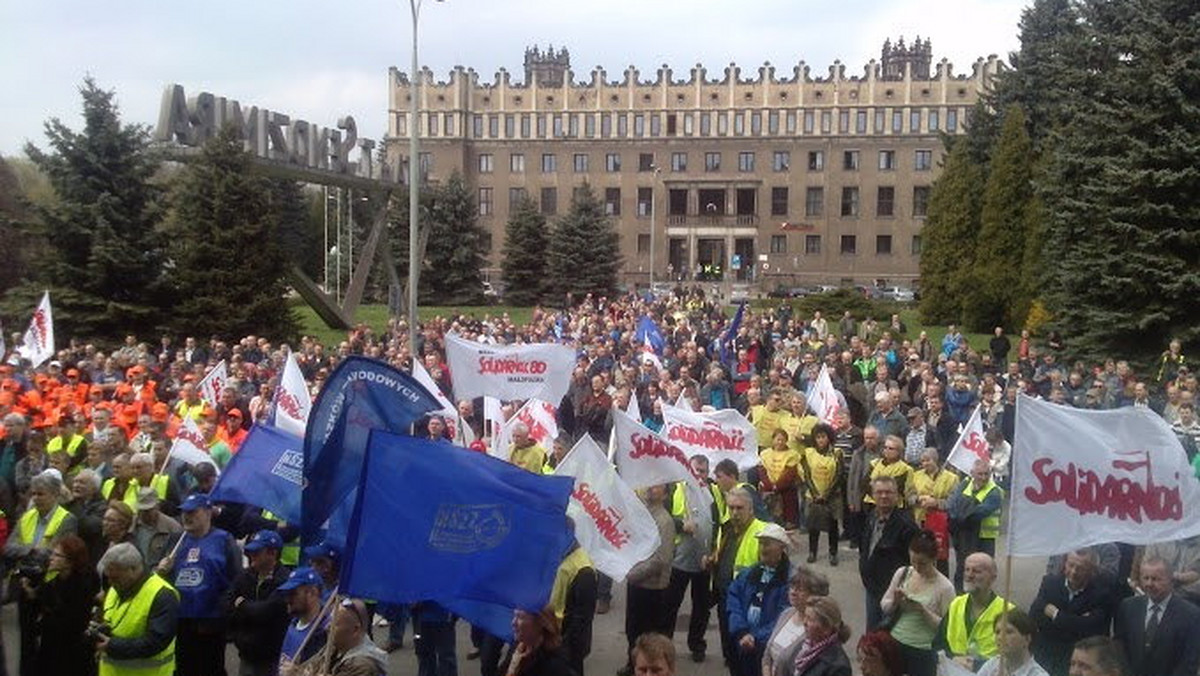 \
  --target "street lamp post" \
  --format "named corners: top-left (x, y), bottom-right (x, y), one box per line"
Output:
top-left (649, 165), bottom-right (661, 294)
top-left (405, 0), bottom-right (441, 355)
